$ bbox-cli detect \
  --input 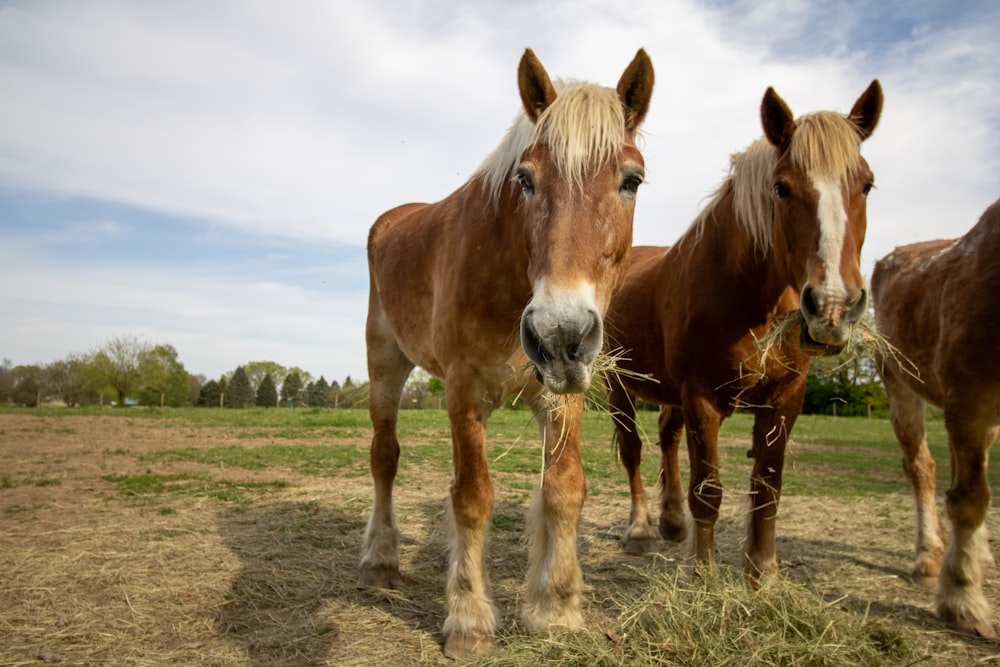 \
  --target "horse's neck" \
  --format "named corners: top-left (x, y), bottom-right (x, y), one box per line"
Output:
top-left (680, 201), bottom-right (789, 321)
